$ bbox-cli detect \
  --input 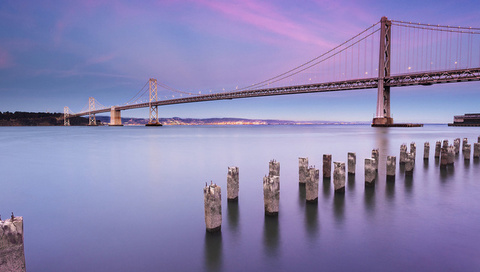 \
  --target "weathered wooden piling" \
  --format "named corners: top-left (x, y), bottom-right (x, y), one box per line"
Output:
top-left (0, 215), bottom-right (26, 272)
top-left (442, 140), bottom-right (449, 149)
top-left (435, 141), bottom-right (441, 158)
top-left (400, 144), bottom-right (407, 164)
top-left (323, 154), bottom-right (332, 178)
top-left (333, 162), bottom-right (346, 193)
top-left (454, 138), bottom-right (461, 154)
top-left (410, 142), bottom-right (416, 160)
top-left (227, 166), bottom-right (239, 202)
top-left (364, 158), bottom-right (376, 187)
top-left (447, 146), bottom-right (455, 165)
top-left (386, 156), bottom-right (396, 181)
top-left (204, 183), bottom-right (222, 232)
top-left (372, 149), bottom-right (379, 171)
top-left (423, 142), bottom-right (430, 160)
top-left (269, 159), bottom-right (280, 177)
top-left (405, 152), bottom-right (415, 176)
top-left (462, 138), bottom-right (468, 152)
top-left (478, 136), bottom-right (480, 143)
top-left (298, 157), bottom-right (309, 185)
top-left (263, 175), bottom-right (280, 216)
top-left (306, 167), bottom-right (319, 203)
top-left (348, 152), bottom-right (356, 175)
top-left (474, 143), bottom-right (480, 158)
top-left (464, 143), bottom-right (471, 161)
top-left (440, 147), bottom-right (448, 168)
